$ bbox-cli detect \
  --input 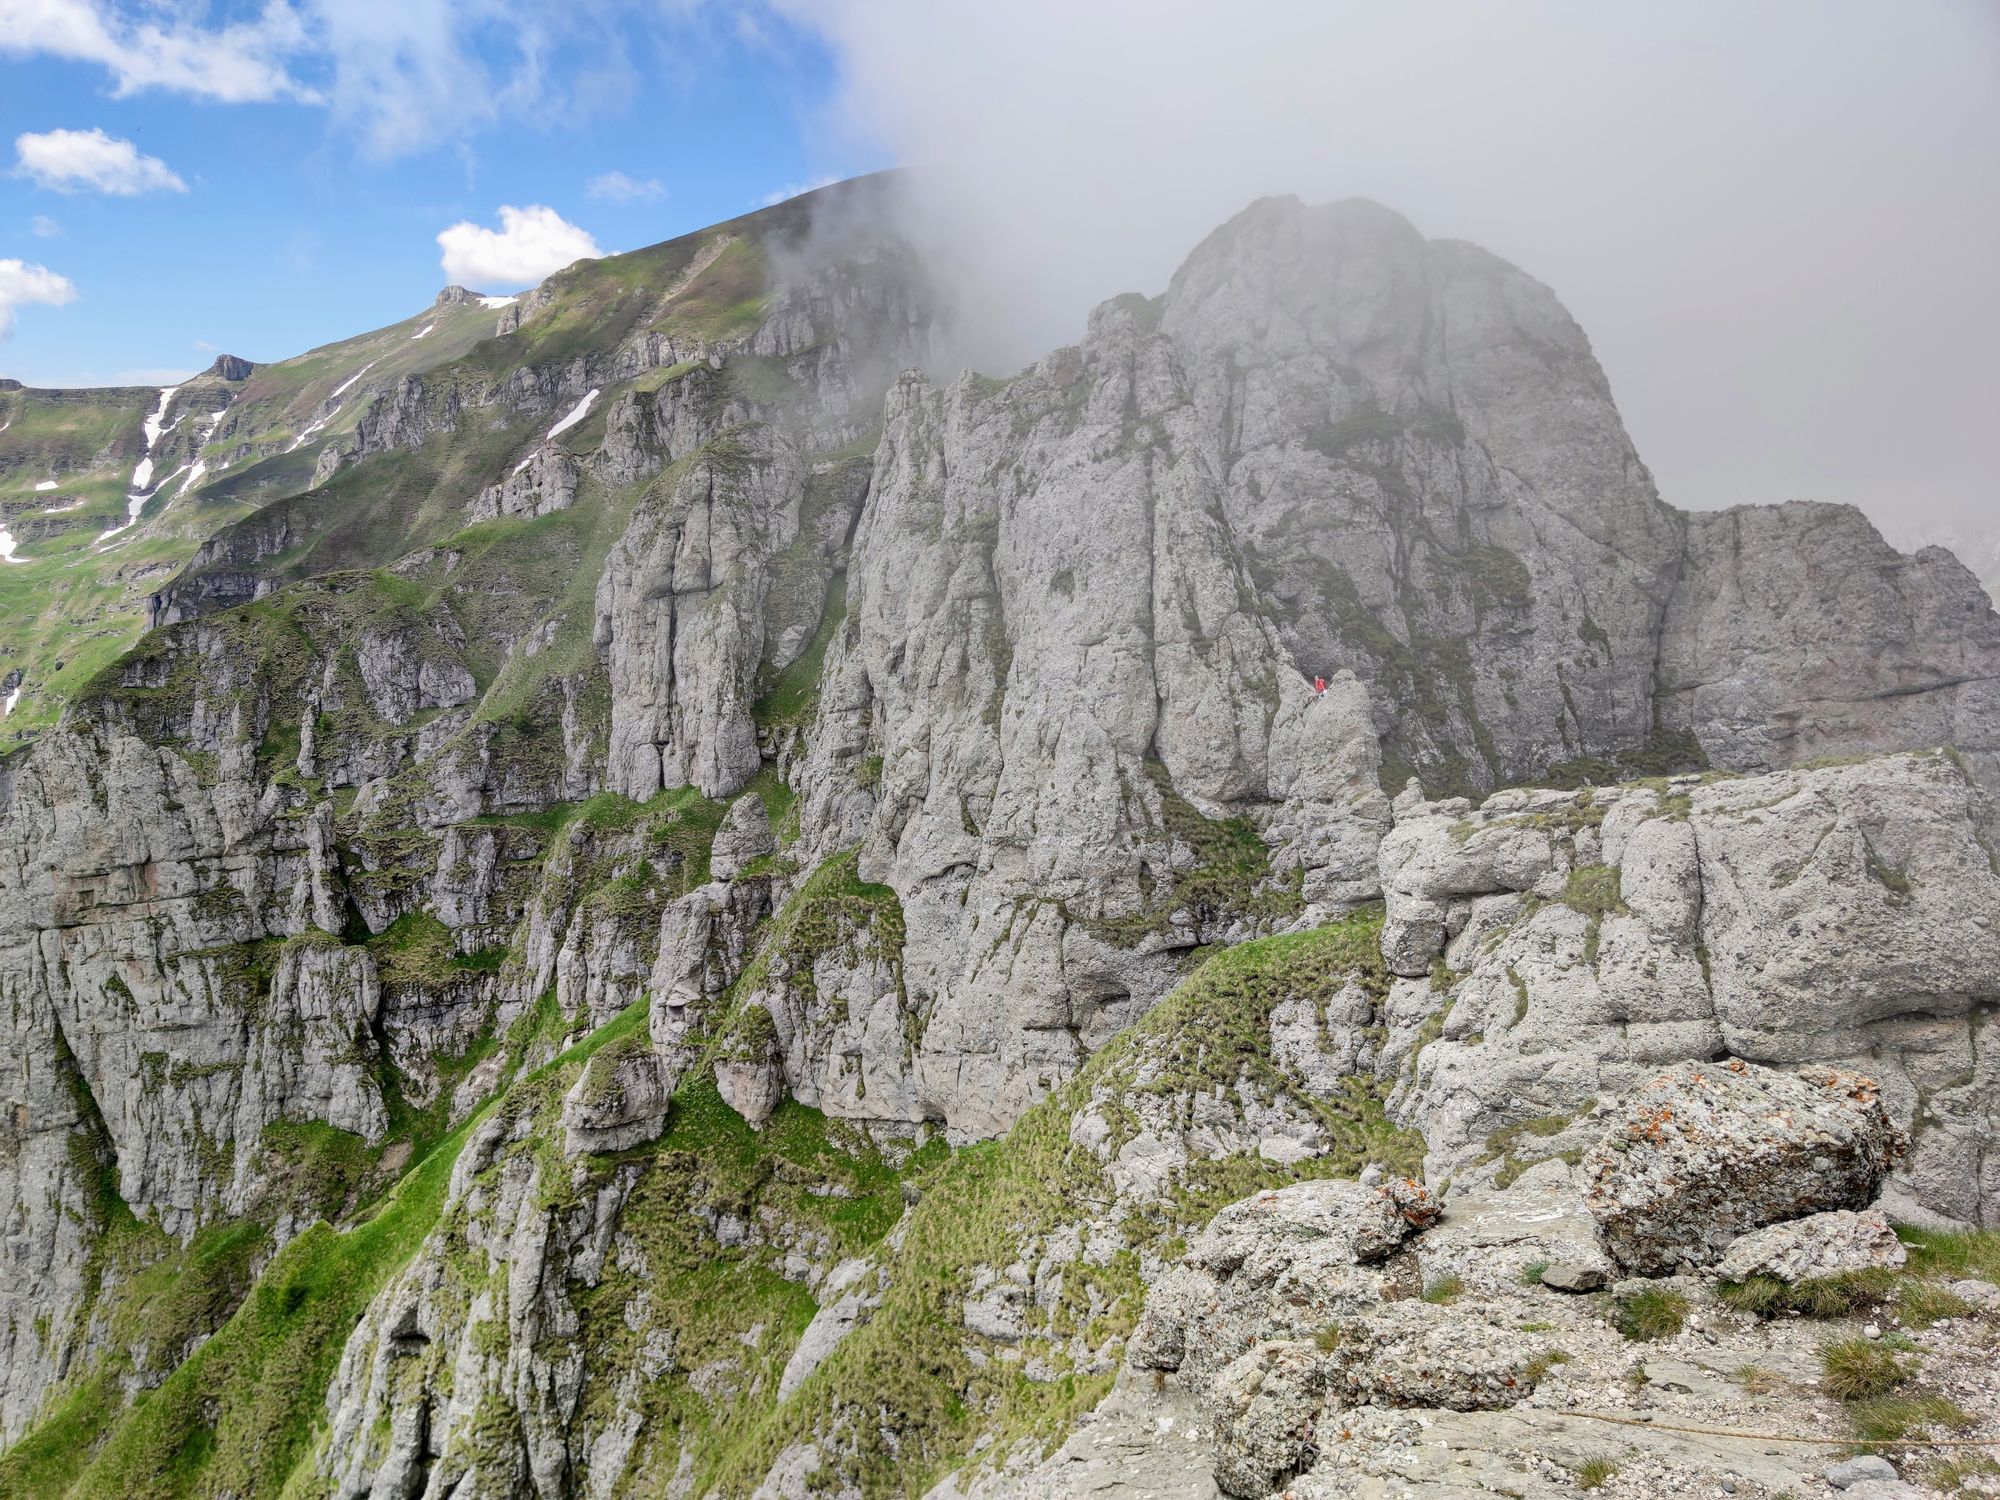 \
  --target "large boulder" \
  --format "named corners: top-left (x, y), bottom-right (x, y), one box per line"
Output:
top-left (1581, 1060), bottom-right (1906, 1274)
top-left (1715, 1208), bottom-right (1906, 1285)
